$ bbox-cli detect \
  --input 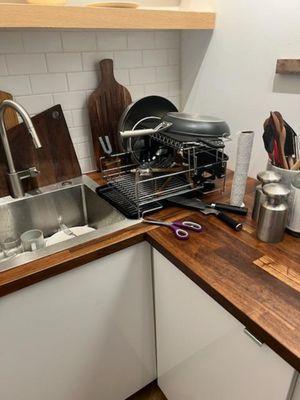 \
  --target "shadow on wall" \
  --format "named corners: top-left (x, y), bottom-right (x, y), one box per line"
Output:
top-left (273, 74), bottom-right (300, 94)
top-left (181, 30), bottom-right (213, 109)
